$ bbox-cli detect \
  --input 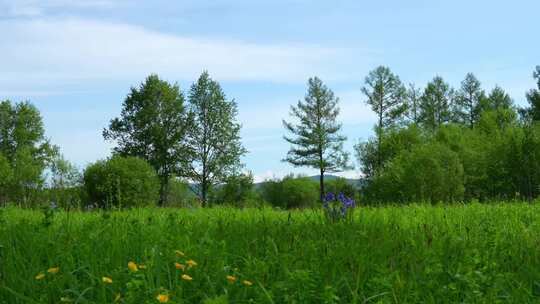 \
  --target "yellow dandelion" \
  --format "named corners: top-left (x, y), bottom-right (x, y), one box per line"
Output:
top-left (128, 261), bottom-right (138, 272)
top-left (102, 276), bottom-right (113, 284)
top-left (156, 294), bottom-right (169, 303)
top-left (181, 274), bottom-right (193, 281)
top-left (175, 250), bottom-right (185, 257)
top-left (47, 267), bottom-right (60, 274)
top-left (242, 280), bottom-right (253, 286)
top-left (35, 272), bottom-right (45, 280)
top-left (174, 262), bottom-right (185, 270)
top-left (138, 264), bottom-right (147, 269)
top-left (186, 259), bottom-right (197, 268)
top-left (226, 275), bottom-right (237, 283)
